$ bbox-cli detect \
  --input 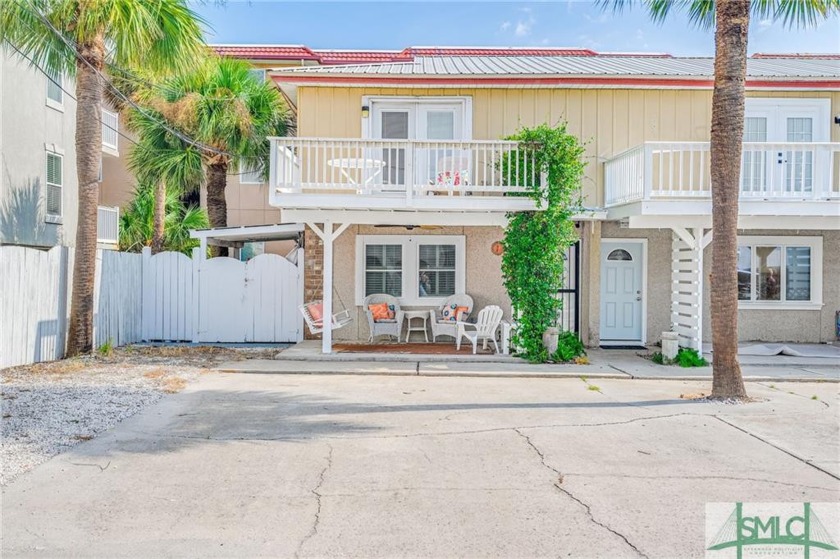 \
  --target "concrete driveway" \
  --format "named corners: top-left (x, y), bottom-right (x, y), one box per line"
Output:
top-left (2, 374), bottom-right (838, 558)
